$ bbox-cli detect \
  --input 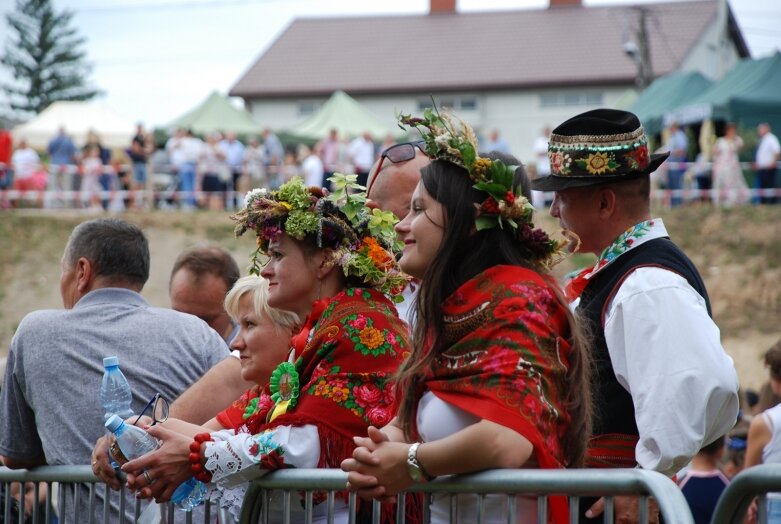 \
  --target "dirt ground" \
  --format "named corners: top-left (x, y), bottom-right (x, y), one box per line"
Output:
top-left (1, 206), bottom-right (780, 393)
